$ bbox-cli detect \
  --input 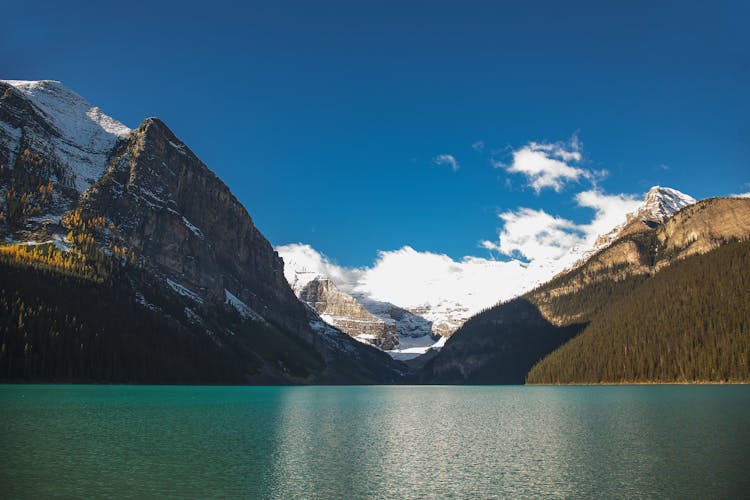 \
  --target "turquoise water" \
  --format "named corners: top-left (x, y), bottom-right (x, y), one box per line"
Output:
top-left (1, 385), bottom-right (749, 498)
